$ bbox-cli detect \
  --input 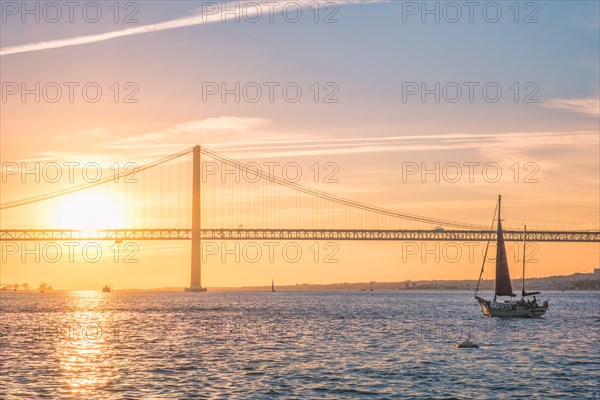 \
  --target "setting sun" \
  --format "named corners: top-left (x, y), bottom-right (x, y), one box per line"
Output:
top-left (54, 190), bottom-right (124, 230)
